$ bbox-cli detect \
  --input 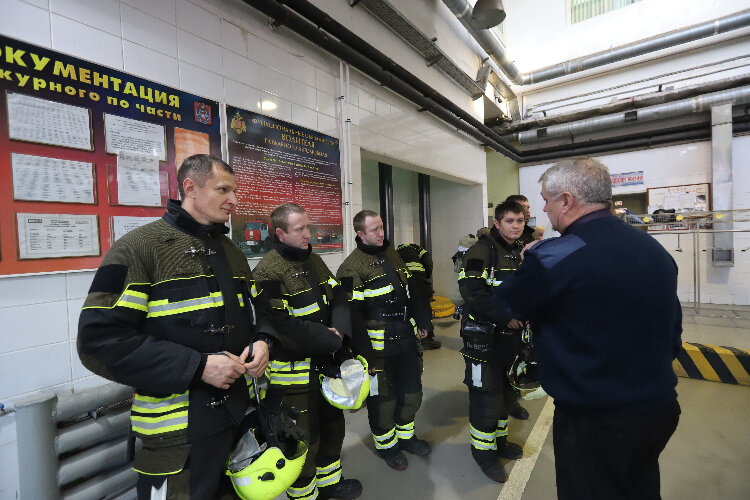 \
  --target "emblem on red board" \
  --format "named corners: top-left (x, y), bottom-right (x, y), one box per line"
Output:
top-left (194, 102), bottom-right (212, 125)
top-left (231, 111), bottom-right (246, 134)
